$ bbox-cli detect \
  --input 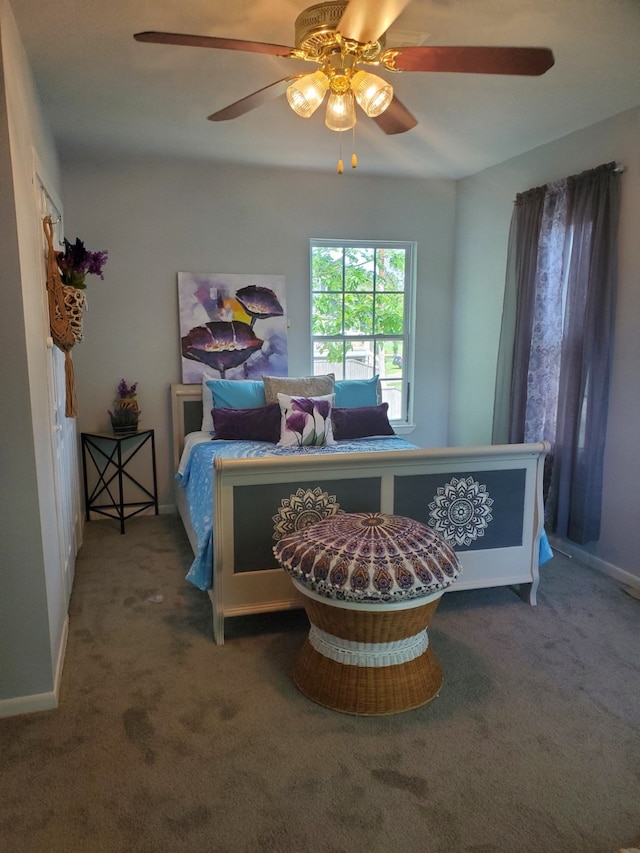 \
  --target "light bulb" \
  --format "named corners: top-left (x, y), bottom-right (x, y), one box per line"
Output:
top-left (286, 70), bottom-right (329, 118)
top-left (325, 91), bottom-right (357, 132)
top-left (351, 70), bottom-right (393, 117)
